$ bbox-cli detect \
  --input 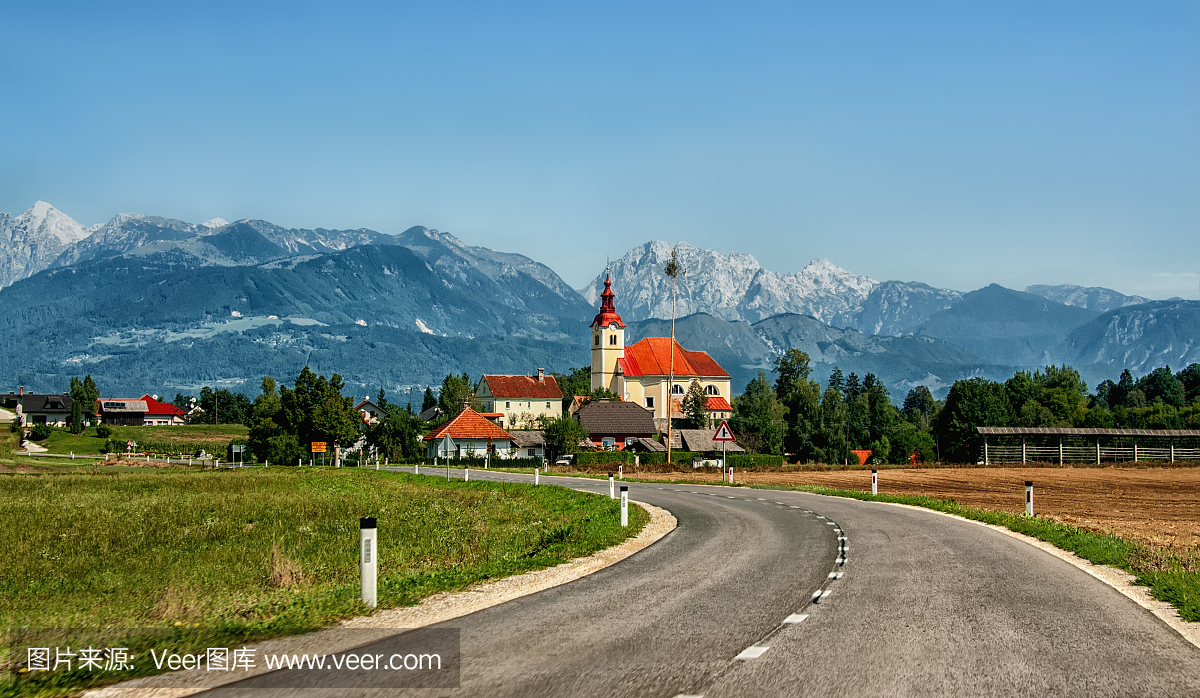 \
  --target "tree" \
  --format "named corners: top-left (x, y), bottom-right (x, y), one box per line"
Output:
top-left (1136, 366), bottom-right (1184, 407)
top-left (682, 379), bottom-right (708, 429)
top-left (68, 374), bottom-right (99, 428)
top-left (377, 388), bottom-right (388, 411)
top-left (543, 413), bottom-right (589, 461)
top-left (279, 366), bottom-right (360, 454)
top-left (934, 378), bottom-right (1011, 463)
top-left (827, 367), bottom-right (845, 392)
top-left (731, 371), bottom-right (785, 455)
top-left (421, 387), bottom-right (437, 413)
top-left (552, 366), bottom-right (593, 406)
top-left (1179, 364), bottom-right (1200, 405)
top-left (815, 386), bottom-right (850, 464)
top-left (902, 386), bottom-right (936, 428)
top-left (248, 377), bottom-right (304, 465)
top-left (366, 406), bottom-right (422, 461)
top-left (69, 399), bottom-right (82, 434)
top-left (772, 349), bottom-right (821, 460)
top-left (438, 373), bottom-right (475, 416)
